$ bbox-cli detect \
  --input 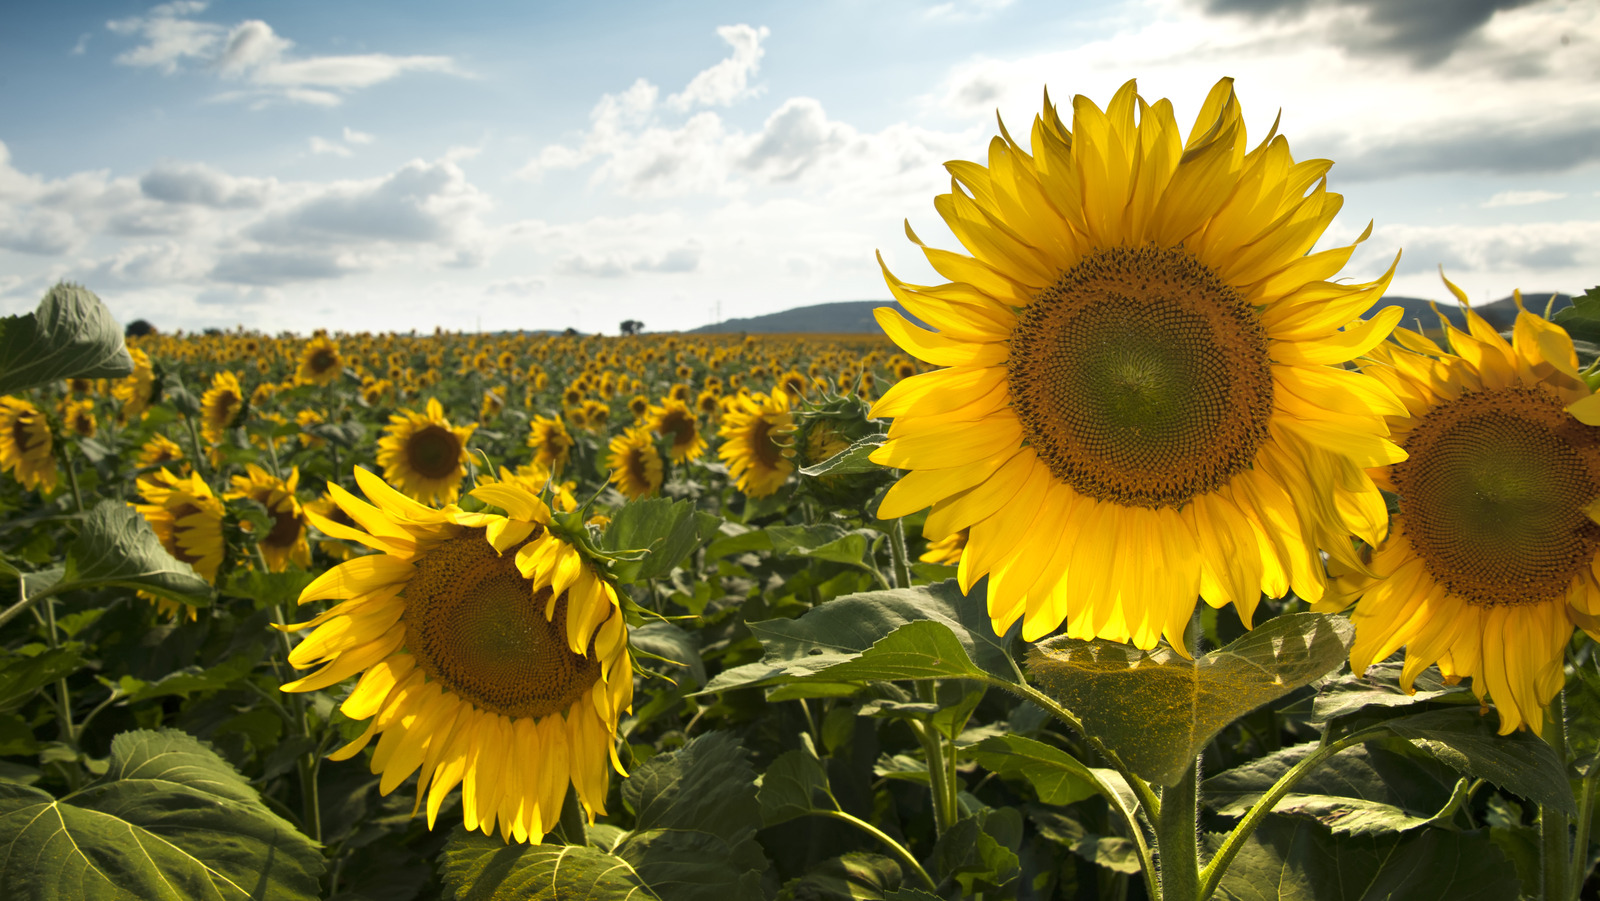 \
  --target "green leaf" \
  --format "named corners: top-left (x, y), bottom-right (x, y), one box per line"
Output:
top-left (0, 728), bottom-right (324, 900)
top-left (1026, 612), bottom-right (1352, 786)
top-left (1381, 707), bottom-right (1574, 815)
top-left (1551, 285), bottom-right (1600, 345)
top-left (702, 580), bottom-right (1014, 695)
top-left (704, 524), bottom-right (772, 560)
top-left (602, 498), bottom-right (720, 583)
top-left (777, 852), bottom-right (906, 901)
top-left (758, 734), bottom-right (835, 827)
top-left (615, 732), bottom-right (769, 901)
top-left (968, 734), bottom-right (1100, 806)
top-left (1209, 815), bottom-right (1522, 901)
top-left (60, 500), bottom-right (212, 604)
top-left (1027, 808), bottom-right (1142, 874)
top-left (1310, 661), bottom-right (1466, 722)
top-left (767, 524), bottom-right (876, 569)
top-left (222, 569), bottom-right (316, 609)
top-left (0, 283), bottom-right (133, 394)
top-left (437, 831), bottom-right (661, 901)
top-left (932, 806), bottom-right (1020, 895)
top-left (1204, 741), bottom-right (1465, 835)
top-left (126, 654), bottom-right (256, 703)
top-left (799, 435), bottom-right (886, 478)
top-left (629, 621), bottom-right (706, 687)
top-left (0, 645), bottom-right (85, 713)
top-left (304, 421), bottom-right (366, 448)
